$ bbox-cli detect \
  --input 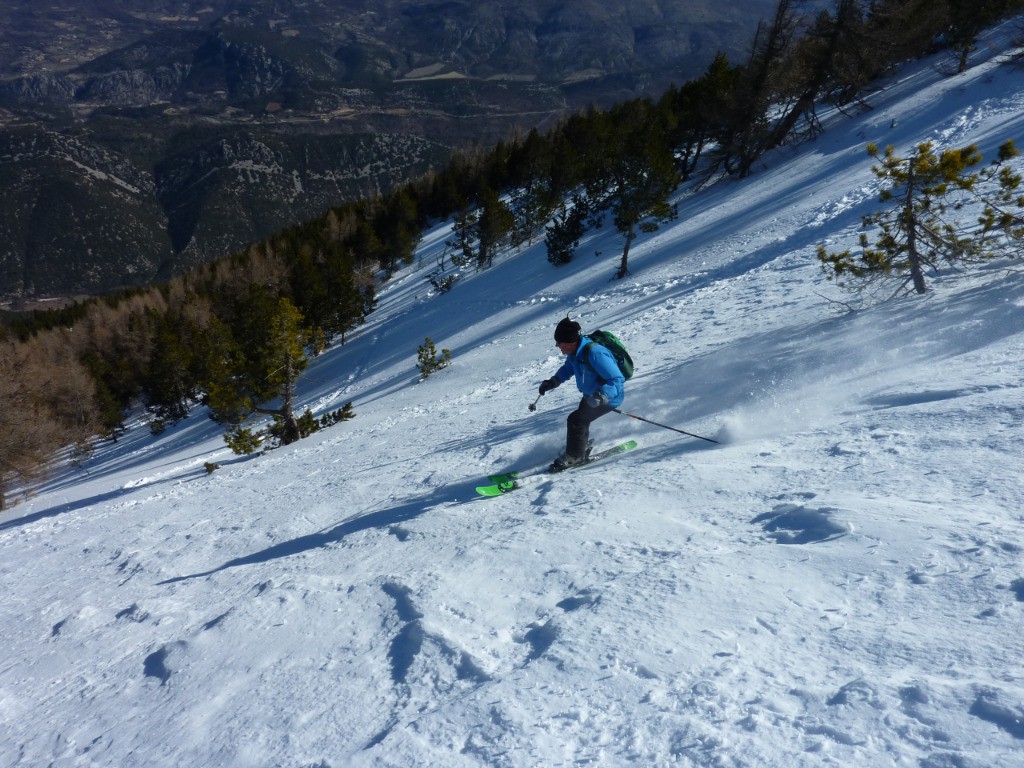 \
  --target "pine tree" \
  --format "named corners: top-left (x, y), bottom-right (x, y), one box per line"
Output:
top-left (449, 206), bottom-right (479, 267)
top-left (765, 0), bottom-right (865, 149)
top-left (586, 100), bottom-right (680, 279)
top-left (288, 243), bottom-right (332, 342)
top-left (204, 291), bottom-right (311, 451)
top-left (144, 312), bottom-right (201, 422)
top-left (818, 141), bottom-right (1022, 296)
top-left (863, 0), bottom-right (950, 70)
top-left (509, 176), bottom-right (557, 249)
top-left (321, 245), bottom-right (372, 344)
top-left (505, 128), bottom-right (558, 247)
top-left (544, 195), bottom-right (589, 266)
top-left (945, 0), bottom-right (1022, 73)
top-left (717, 0), bottom-right (803, 179)
top-left (379, 188), bottom-right (422, 274)
top-left (476, 188), bottom-right (515, 268)
top-left (660, 53), bottom-right (740, 180)
top-left (976, 140), bottom-right (1024, 254)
